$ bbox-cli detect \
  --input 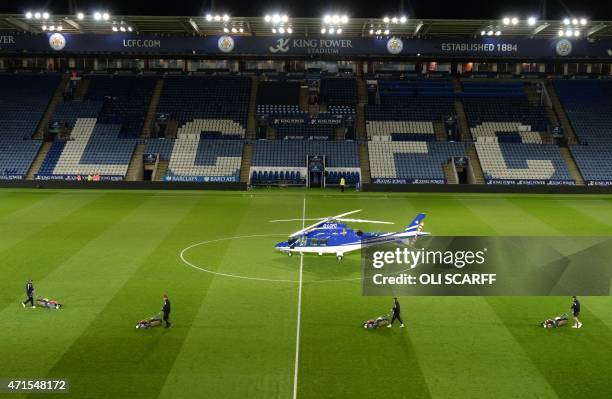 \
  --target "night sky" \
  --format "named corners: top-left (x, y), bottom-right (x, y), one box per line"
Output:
top-left (1, 0), bottom-right (611, 20)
